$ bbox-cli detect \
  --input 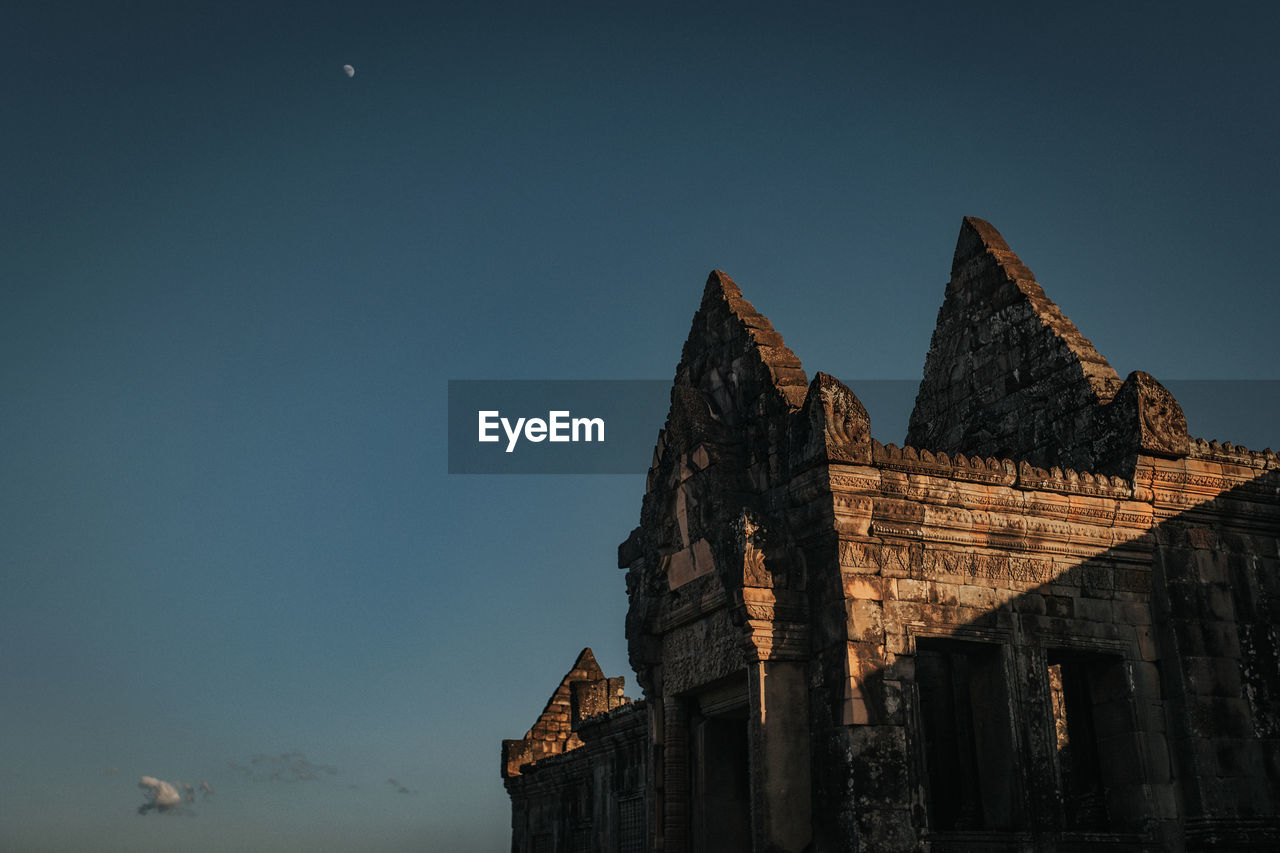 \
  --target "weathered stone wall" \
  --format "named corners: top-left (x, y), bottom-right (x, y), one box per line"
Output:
top-left (821, 444), bottom-right (1169, 849)
top-left (1146, 445), bottom-right (1280, 849)
top-left (503, 650), bottom-right (647, 853)
top-left (505, 701), bottom-right (648, 853)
